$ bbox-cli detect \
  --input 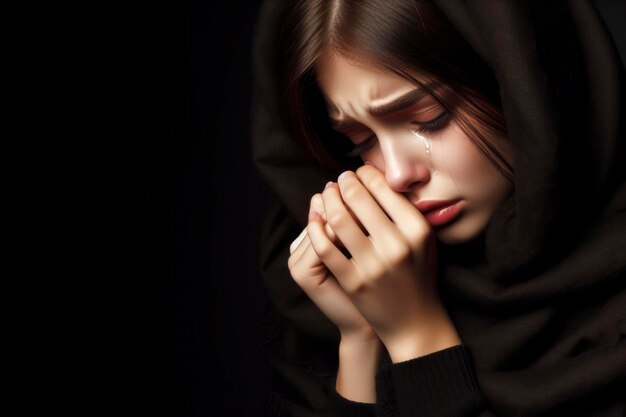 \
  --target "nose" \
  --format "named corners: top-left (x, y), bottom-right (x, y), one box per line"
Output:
top-left (379, 136), bottom-right (431, 193)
